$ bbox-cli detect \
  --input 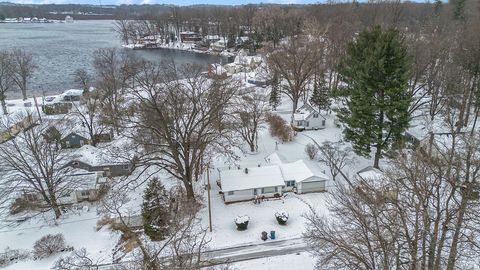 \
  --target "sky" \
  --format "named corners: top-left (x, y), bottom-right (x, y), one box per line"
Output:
top-left (2, 0), bottom-right (433, 6)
